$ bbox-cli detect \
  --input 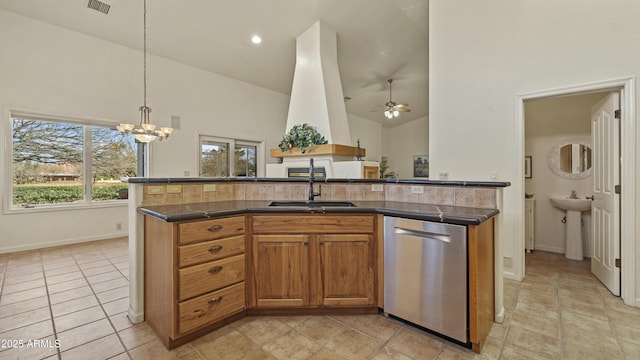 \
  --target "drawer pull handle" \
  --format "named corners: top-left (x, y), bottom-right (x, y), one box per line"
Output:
top-left (208, 245), bottom-right (223, 253)
top-left (208, 266), bottom-right (223, 274)
top-left (208, 296), bottom-right (222, 304)
top-left (208, 224), bottom-right (223, 232)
